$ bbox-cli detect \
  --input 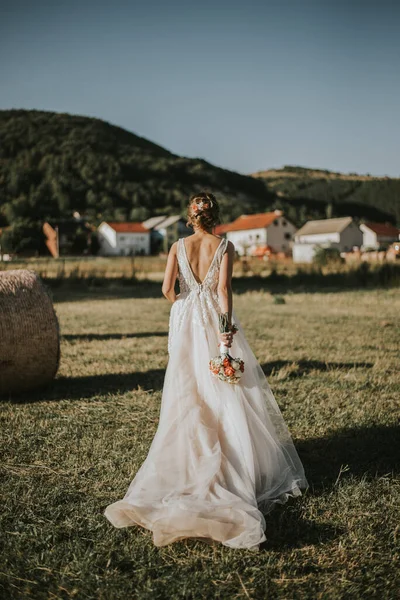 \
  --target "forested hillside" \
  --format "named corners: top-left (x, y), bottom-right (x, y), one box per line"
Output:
top-left (252, 166), bottom-right (400, 226)
top-left (0, 109), bottom-right (272, 252)
top-left (0, 110), bottom-right (398, 253)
